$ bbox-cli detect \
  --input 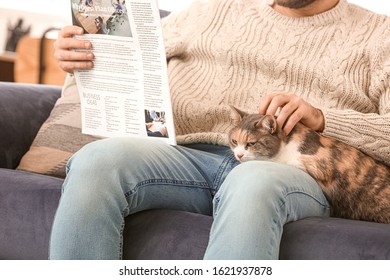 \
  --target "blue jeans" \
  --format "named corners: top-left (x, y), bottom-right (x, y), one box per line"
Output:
top-left (49, 137), bottom-right (329, 259)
